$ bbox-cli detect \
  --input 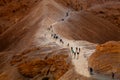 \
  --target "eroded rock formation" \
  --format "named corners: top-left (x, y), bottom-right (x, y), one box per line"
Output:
top-left (0, 45), bottom-right (72, 80)
top-left (88, 41), bottom-right (120, 79)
